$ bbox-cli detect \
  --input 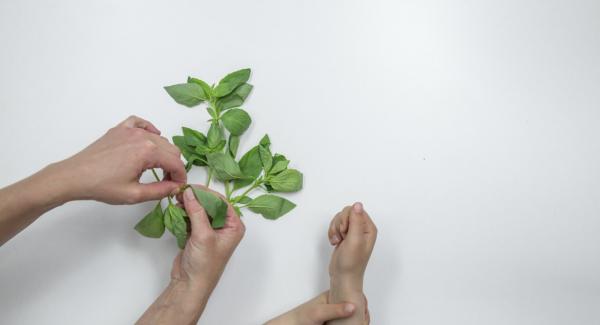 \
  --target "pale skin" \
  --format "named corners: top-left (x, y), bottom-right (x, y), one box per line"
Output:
top-left (267, 203), bottom-right (377, 325)
top-left (0, 116), bottom-right (377, 324)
